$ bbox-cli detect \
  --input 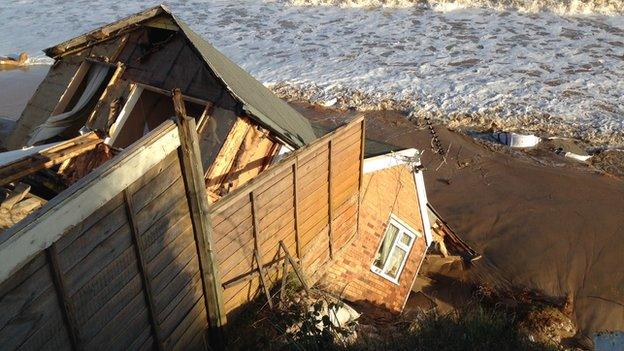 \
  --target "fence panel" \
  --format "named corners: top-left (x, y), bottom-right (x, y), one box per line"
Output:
top-left (0, 120), bottom-right (210, 350)
top-left (211, 117), bottom-right (364, 317)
